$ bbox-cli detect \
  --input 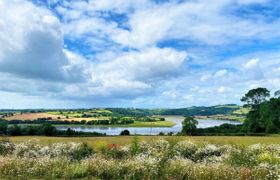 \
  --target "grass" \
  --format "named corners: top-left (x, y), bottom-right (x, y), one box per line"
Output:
top-left (2, 137), bottom-right (280, 179)
top-left (232, 107), bottom-right (250, 115)
top-left (8, 135), bottom-right (280, 149)
top-left (195, 114), bottom-right (245, 122)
